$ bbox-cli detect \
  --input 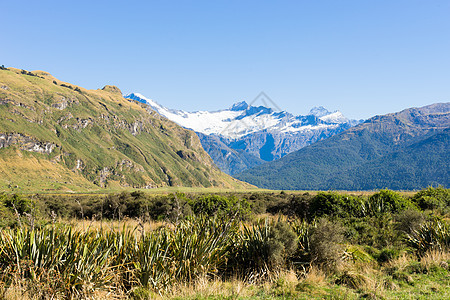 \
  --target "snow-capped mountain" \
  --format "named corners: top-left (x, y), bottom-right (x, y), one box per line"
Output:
top-left (125, 93), bottom-right (363, 174)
